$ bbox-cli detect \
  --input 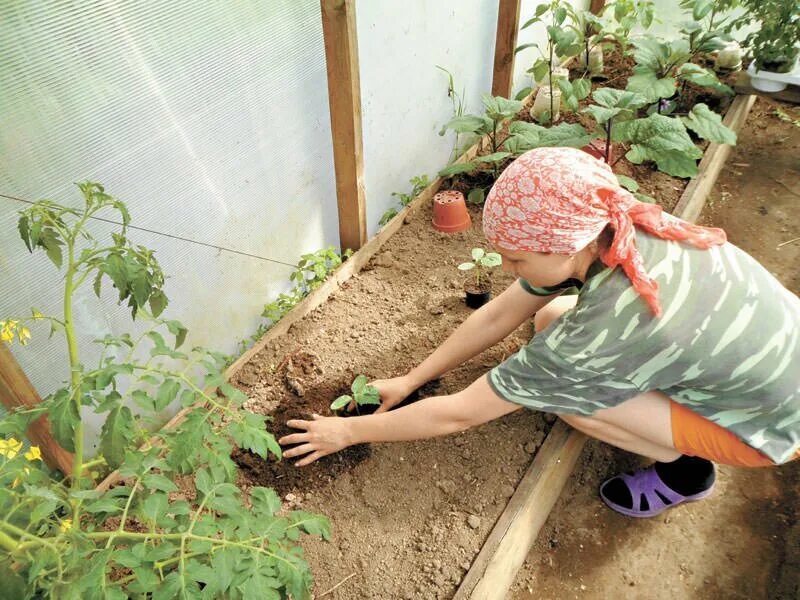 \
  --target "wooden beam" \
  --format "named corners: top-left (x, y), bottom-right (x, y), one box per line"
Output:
top-left (454, 422), bottom-right (587, 600)
top-left (321, 0), bottom-right (367, 252)
top-left (589, 0), bottom-right (606, 15)
top-left (672, 94), bottom-right (757, 224)
top-left (491, 0), bottom-right (522, 98)
top-left (0, 343), bottom-right (73, 475)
